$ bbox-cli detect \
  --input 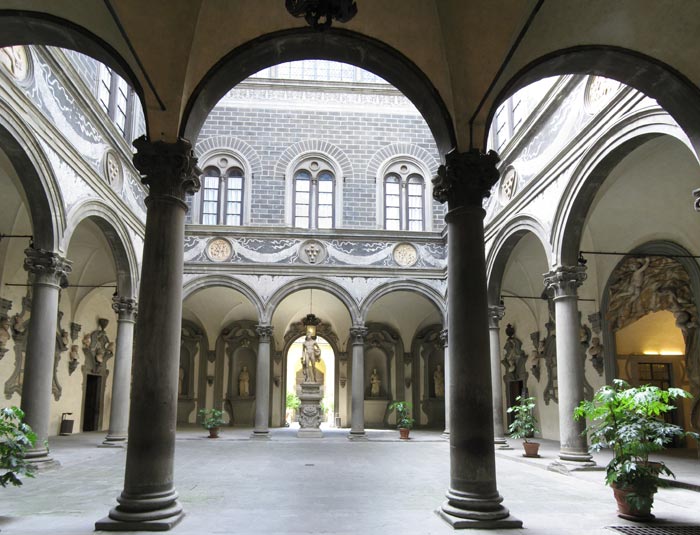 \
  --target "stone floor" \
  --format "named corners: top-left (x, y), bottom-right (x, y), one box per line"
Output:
top-left (1, 426), bottom-right (699, 534)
